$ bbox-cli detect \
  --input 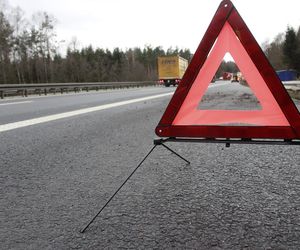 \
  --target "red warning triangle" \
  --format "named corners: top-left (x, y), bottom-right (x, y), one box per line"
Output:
top-left (155, 0), bottom-right (300, 139)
